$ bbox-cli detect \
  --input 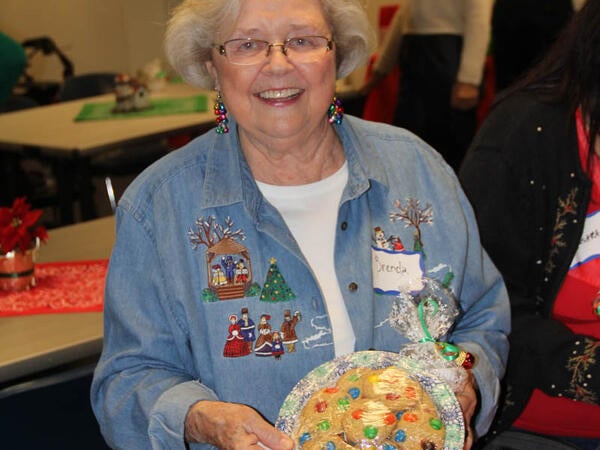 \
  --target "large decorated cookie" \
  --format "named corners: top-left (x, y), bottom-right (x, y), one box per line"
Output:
top-left (276, 351), bottom-right (464, 450)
